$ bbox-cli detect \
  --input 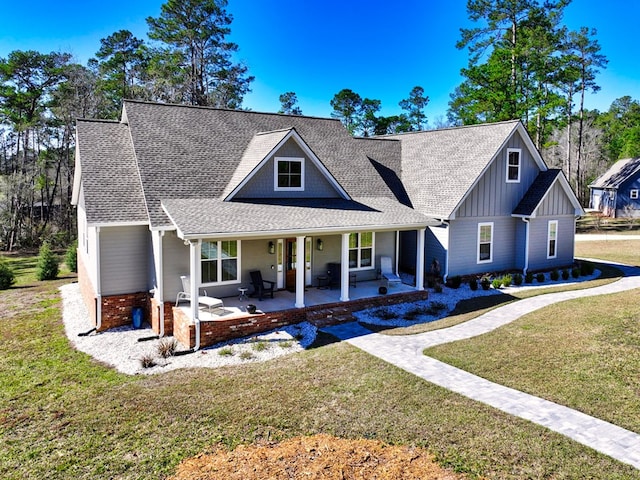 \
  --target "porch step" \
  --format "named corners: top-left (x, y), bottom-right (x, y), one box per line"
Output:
top-left (306, 307), bottom-right (355, 328)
